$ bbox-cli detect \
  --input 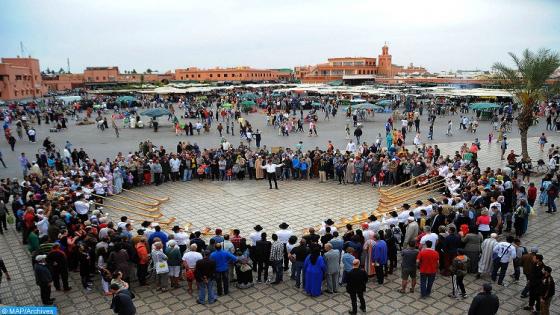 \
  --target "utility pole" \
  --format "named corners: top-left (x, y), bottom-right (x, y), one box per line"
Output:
top-left (67, 57), bottom-right (70, 73)
top-left (20, 41), bottom-right (24, 57)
